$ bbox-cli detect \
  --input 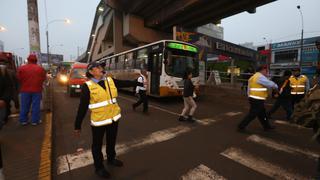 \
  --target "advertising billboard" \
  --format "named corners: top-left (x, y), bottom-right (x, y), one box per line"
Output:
top-left (40, 53), bottom-right (64, 64)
